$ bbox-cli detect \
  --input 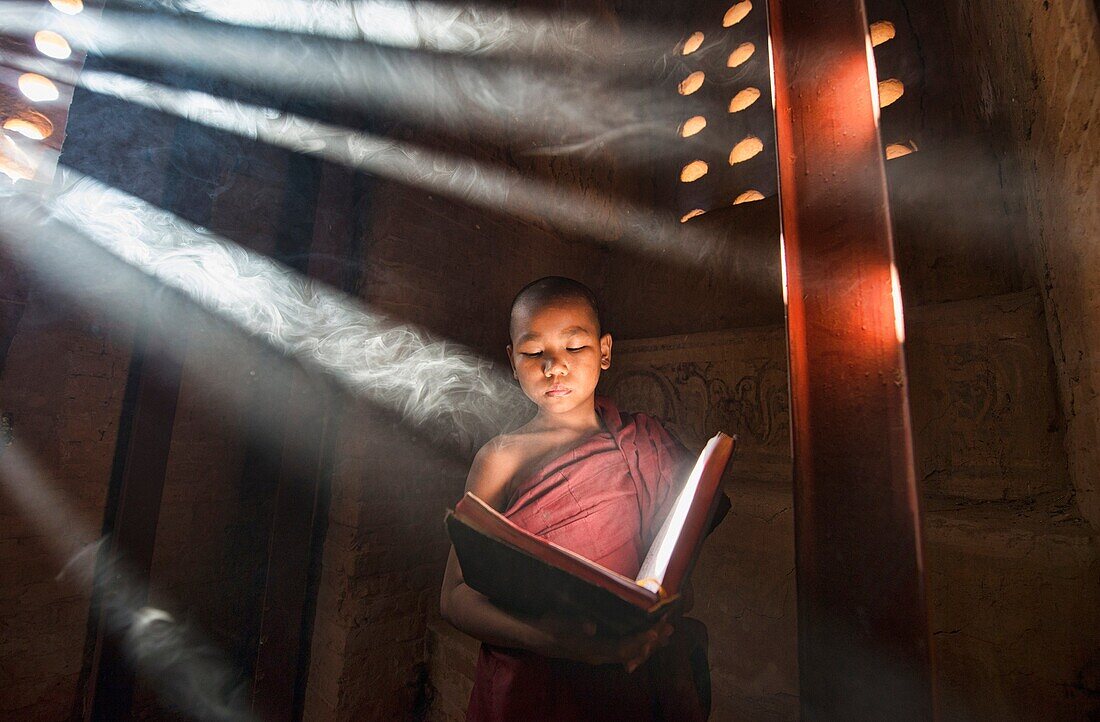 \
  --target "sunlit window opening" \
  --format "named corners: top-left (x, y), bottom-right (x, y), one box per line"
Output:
top-left (47, 0), bottom-right (82, 14)
top-left (679, 115), bottom-right (707, 137)
top-left (682, 32), bottom-right (705, 55)
top-left (680, 208), bottom-right (706, 223)
top-left (733, 189), bottom-right (765, 204)
top-left (34, 30), bottom-right (72, 59)
top-left (891, 263), bottom-right (906, 343)
top-left (678, 71), bottom-right (705, 96)
top-left (727, 42), bottom-right (755, 68)
top-left (870, 21), bottom-right (896, 47)
top-left (728, 136), bottom-right (763, 164)
top-left (878, 79), bottom-right (904, 108)
top-left (779, 233), bottom-right (789, 306)
top-left (18, 73), bottom-right (60, 102)
top-left (680, 160), bottom-right (708, 182)
top-left (0, 135), bottom-right (36, 181)
top-left (722, 1), bottom-right (752, 27)
top-left (886, 141), bottom-right (918, 159)
top-left (728, 87), bottom-right (761, 113)
top-left (3, 113), bottom-right (54, 140)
